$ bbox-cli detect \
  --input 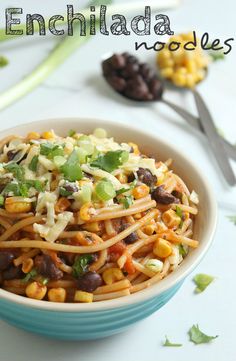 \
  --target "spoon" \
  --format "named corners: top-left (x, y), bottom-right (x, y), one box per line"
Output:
top-left (102, 53), bottom-right (236, 165)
